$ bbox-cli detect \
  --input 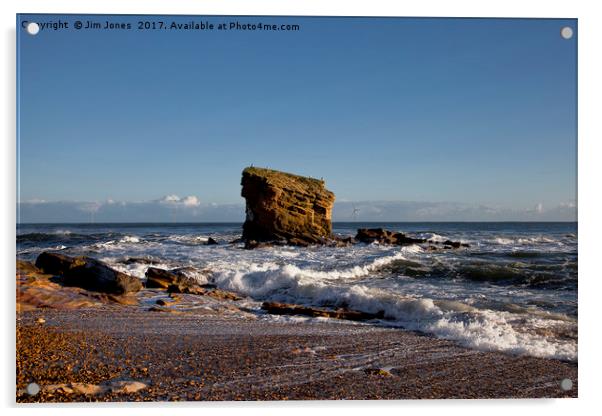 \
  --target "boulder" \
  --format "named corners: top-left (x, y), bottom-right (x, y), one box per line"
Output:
top-left (261, 301), bottom-right (384, 321)
top-left (166, 283), bottom-right (207, 296)
top-left (355, 228), bottom-right (426, 246)
top-left (63, 258), bottom-right (142, 295)
top-left (120, 257), bottom-right (161, 265)
top-left (35, 252), bottom-right (142, 295)
top-left (145, 266), bottom-right (207, 289)
top-left (241, 167), bottom-right (335, 246)
top-left (354, 228), bottom-right (469, 248)
top-left (34, 252), bottom-right (86, 275)
top-left (206, 237), bottom-right (219, 245)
